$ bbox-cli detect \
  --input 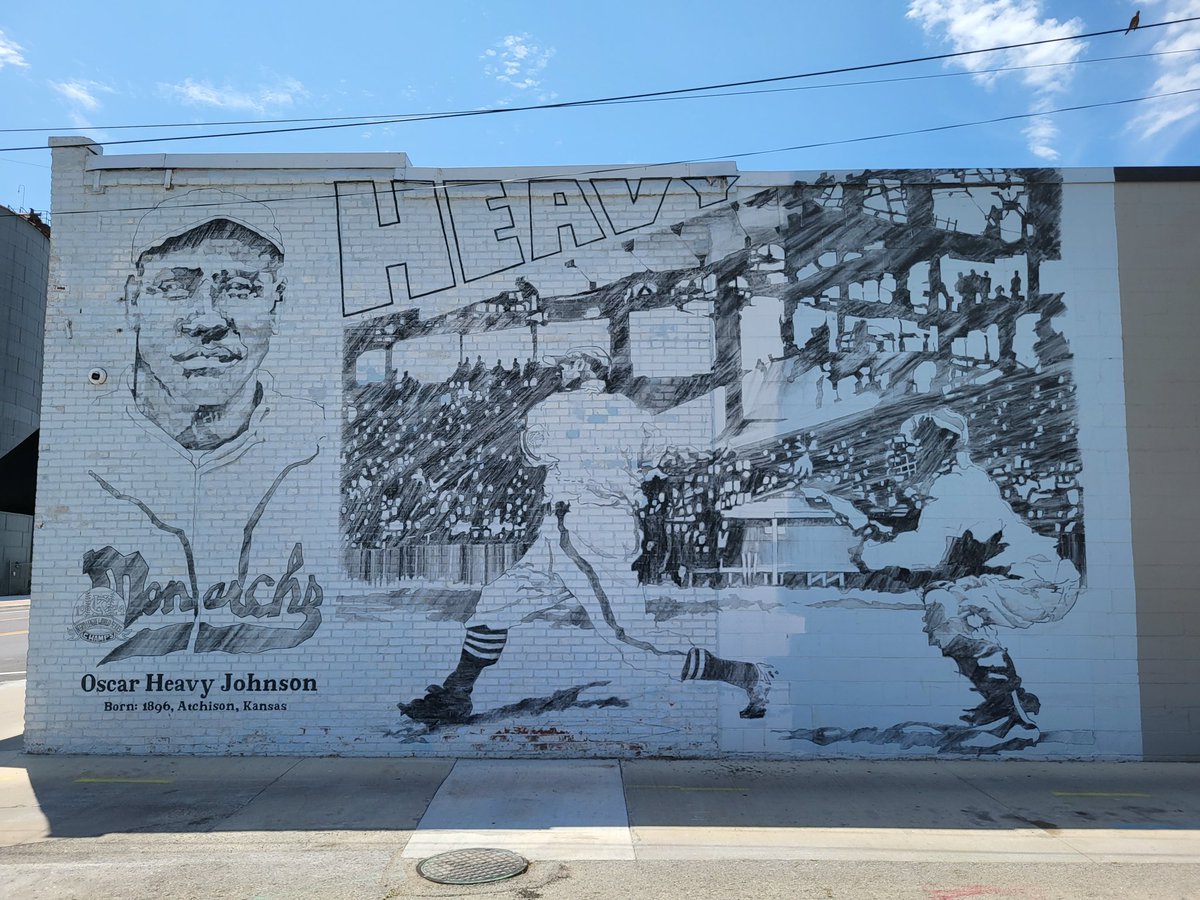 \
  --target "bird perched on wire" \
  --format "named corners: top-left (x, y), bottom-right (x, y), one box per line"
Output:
top-left (1126, 10), bottom-right (1140, 34)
